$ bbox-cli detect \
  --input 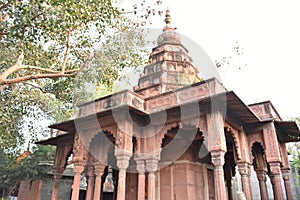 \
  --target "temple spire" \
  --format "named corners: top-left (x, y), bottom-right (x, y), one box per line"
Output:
top-left (163, 9), bottom-right (176, 31)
